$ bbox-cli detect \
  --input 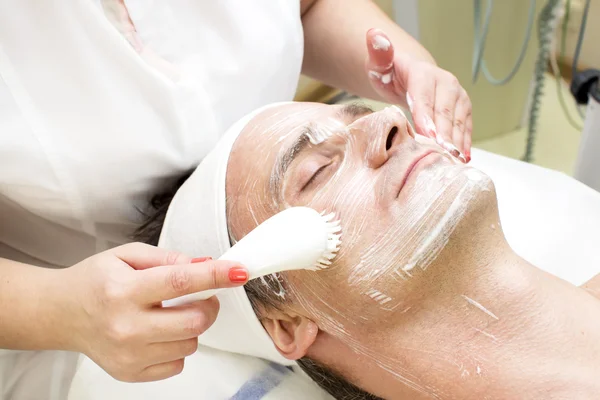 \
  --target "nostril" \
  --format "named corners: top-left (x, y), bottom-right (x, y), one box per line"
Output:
top-left (385, 126), bottom-right (398, 151)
